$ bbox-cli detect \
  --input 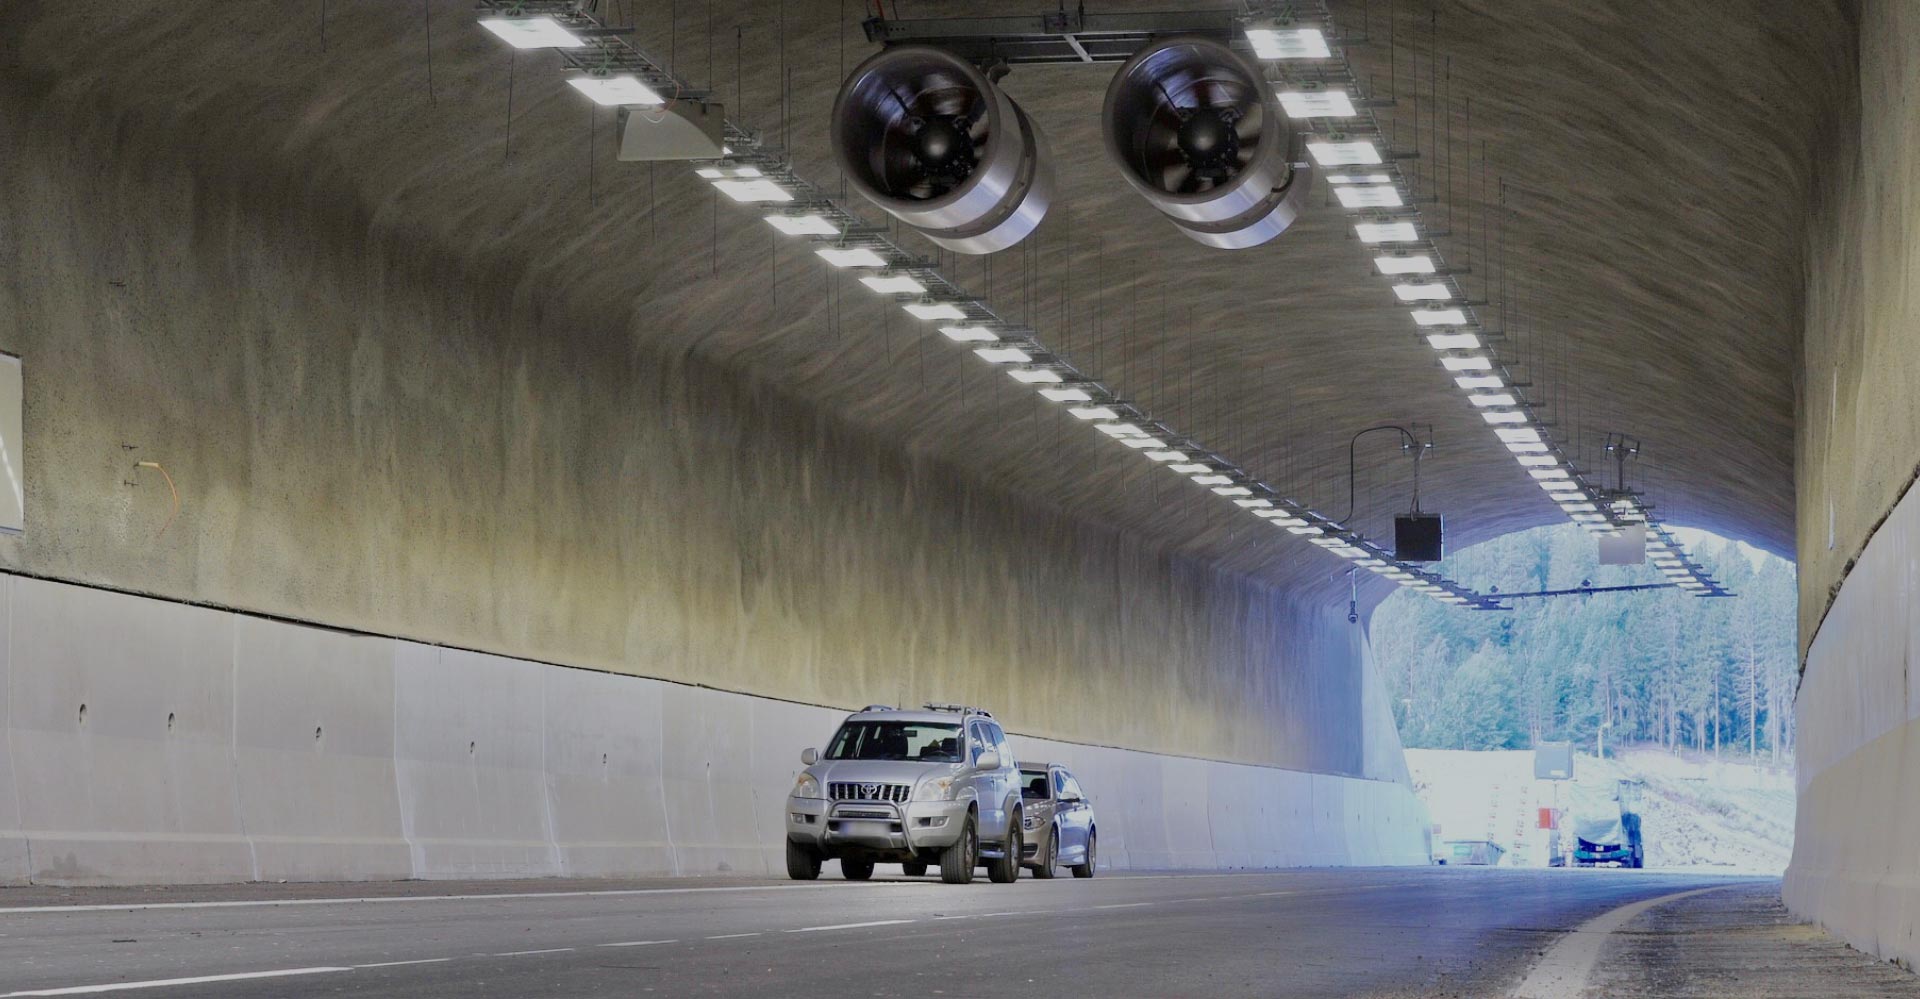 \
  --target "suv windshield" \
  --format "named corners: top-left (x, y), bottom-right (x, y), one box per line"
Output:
top-left (825, 721), bottom-right (963, 762)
